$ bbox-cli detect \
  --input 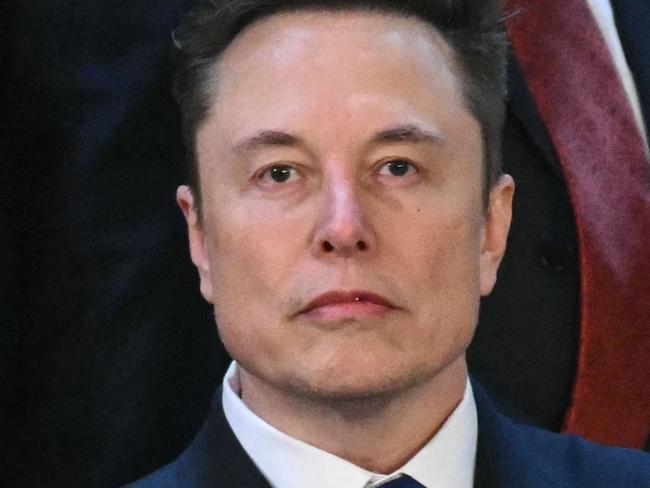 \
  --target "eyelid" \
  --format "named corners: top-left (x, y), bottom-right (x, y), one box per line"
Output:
top-left (255, 162), bottom-right (303, 184)
top-left (376, 158), bottom-right (420, 175)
